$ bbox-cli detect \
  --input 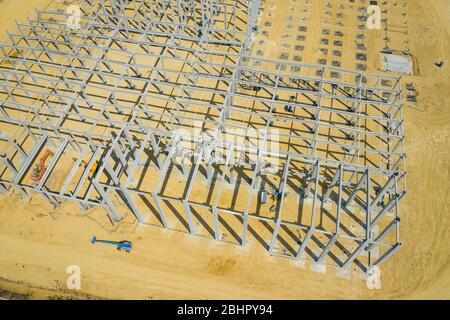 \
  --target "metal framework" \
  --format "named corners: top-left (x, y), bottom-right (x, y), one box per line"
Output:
top-left (0, 0), bottom-right (406, 274)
